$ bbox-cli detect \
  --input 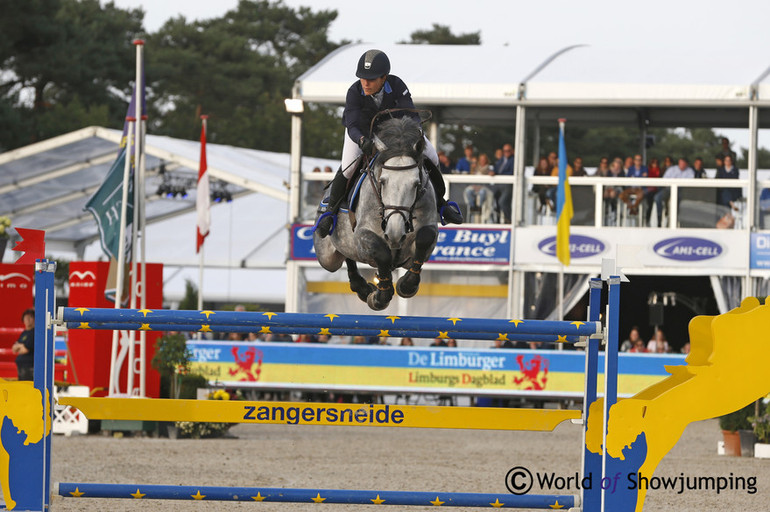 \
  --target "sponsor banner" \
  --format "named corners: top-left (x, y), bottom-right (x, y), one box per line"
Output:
top-left (750, 233), bottom-right (770, 269)
top-left (515, 226), bottom-right (748, 269)
top-left (188, 342), bottom-right (684, 397)
top-left (291, 224), bottom-right (511, 265)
